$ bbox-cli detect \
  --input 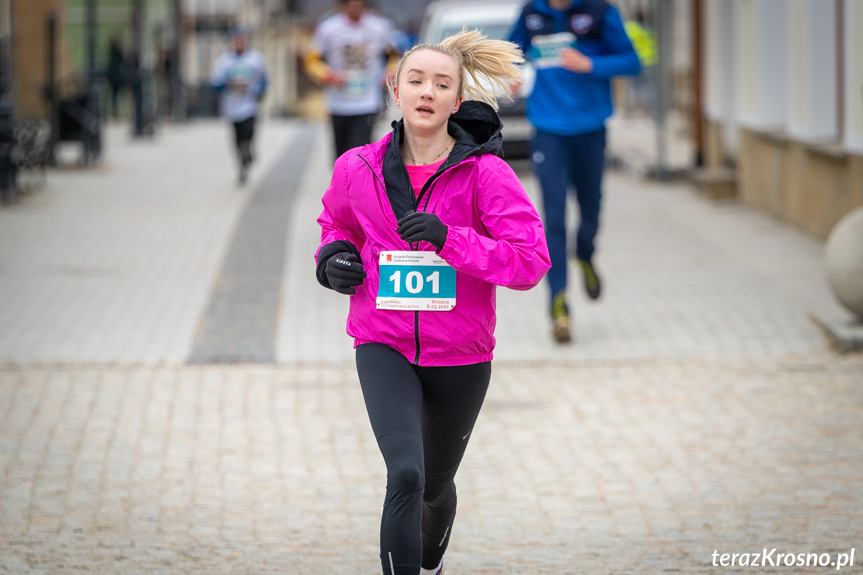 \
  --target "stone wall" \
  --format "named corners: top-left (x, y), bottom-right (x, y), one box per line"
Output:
top-left (737, 127), bottom-right (863, 239)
